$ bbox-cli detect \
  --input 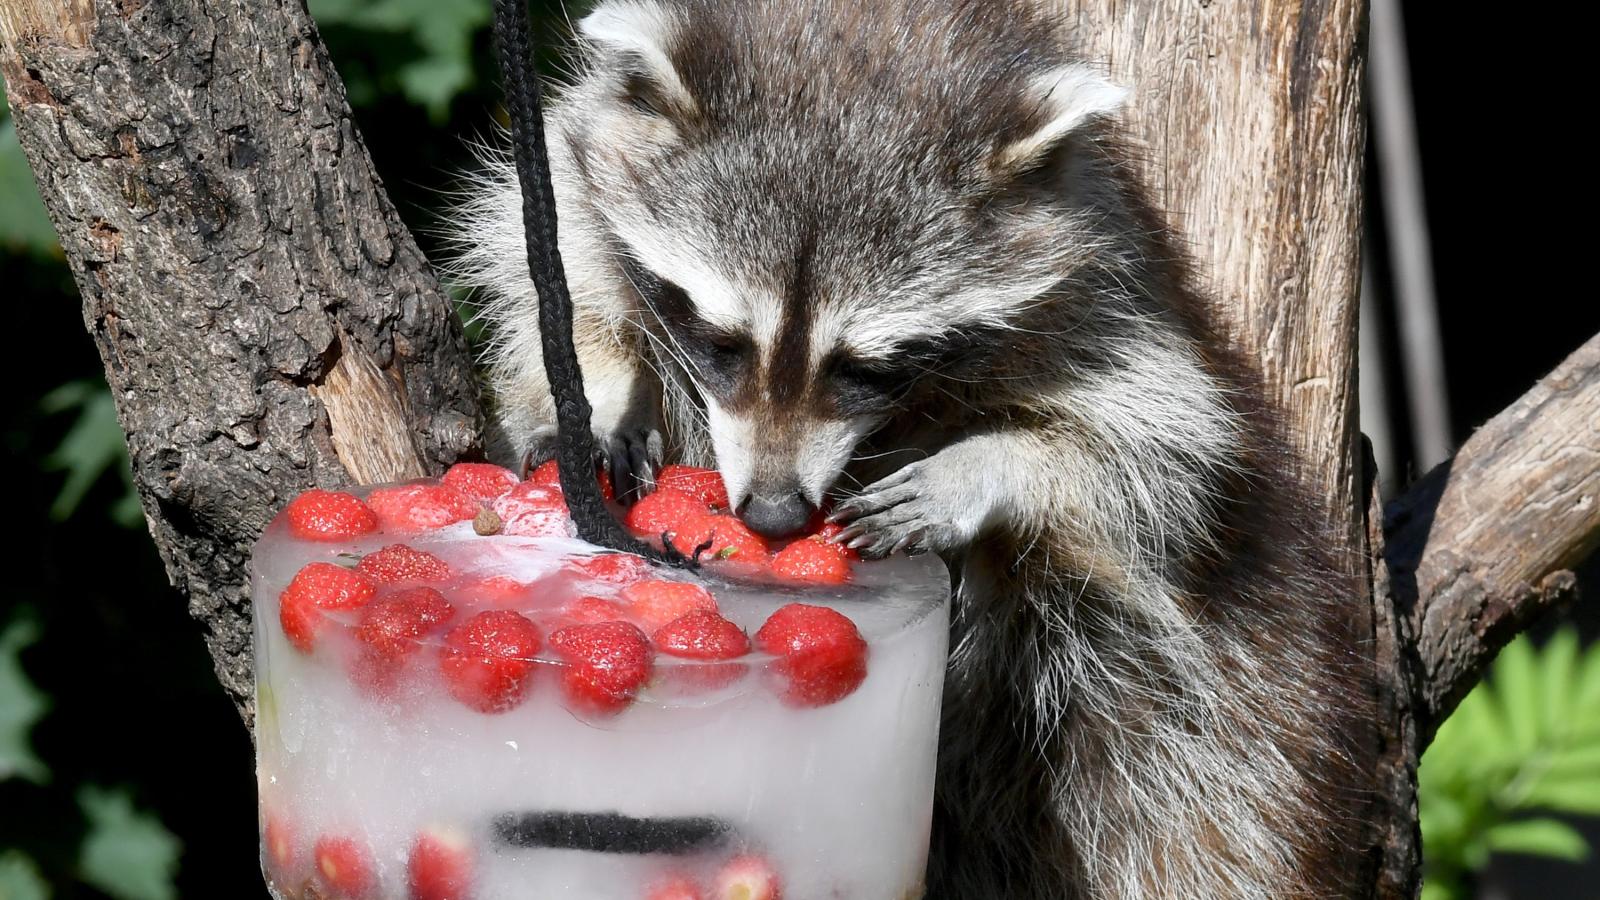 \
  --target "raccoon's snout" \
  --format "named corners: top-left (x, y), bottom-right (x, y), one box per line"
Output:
top-left (737, 489), bottom-right (815, 539)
